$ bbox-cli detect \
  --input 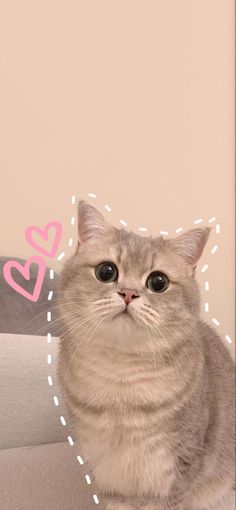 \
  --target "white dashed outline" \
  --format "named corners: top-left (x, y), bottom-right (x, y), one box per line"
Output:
top-left (46, 194), bottom-right (233, 506)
